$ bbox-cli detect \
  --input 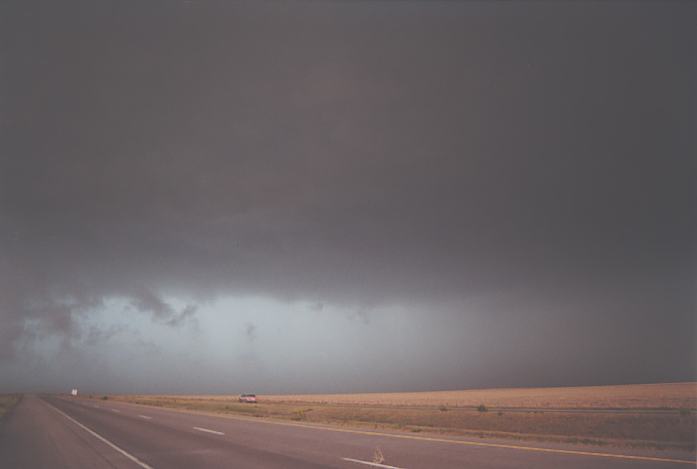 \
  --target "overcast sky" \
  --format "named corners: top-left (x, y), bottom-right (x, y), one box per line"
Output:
top-left (0, 1), bottom-right (695, 394)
